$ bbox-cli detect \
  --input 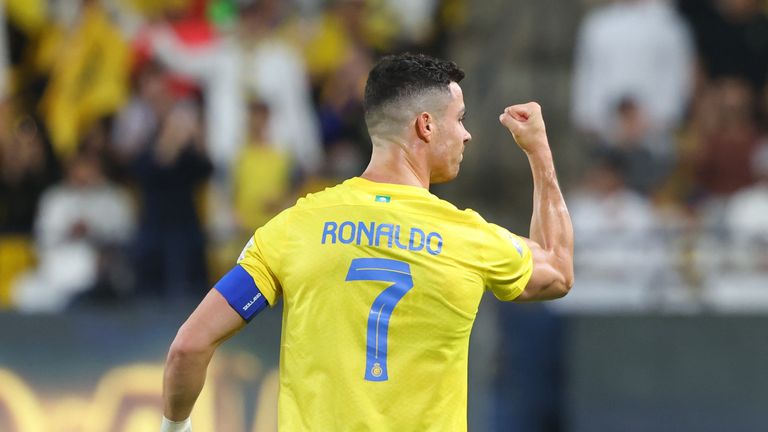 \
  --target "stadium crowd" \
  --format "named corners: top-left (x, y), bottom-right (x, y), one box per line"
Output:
top-left (566, 0), bottom-right (768, 312)
top-left (0, 0), bottom-right (464, 311)
top-left (0, 0), bottom-right (766, 315)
